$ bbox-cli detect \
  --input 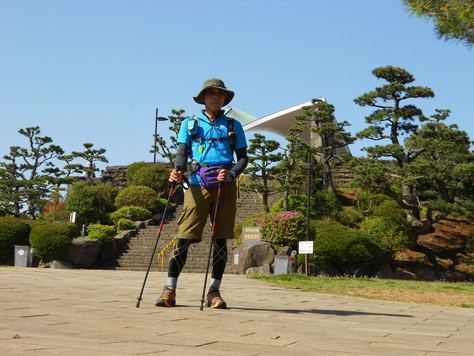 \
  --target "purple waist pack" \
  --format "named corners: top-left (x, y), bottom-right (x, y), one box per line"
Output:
top-left (196, 166), bottom-right (222, 188)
